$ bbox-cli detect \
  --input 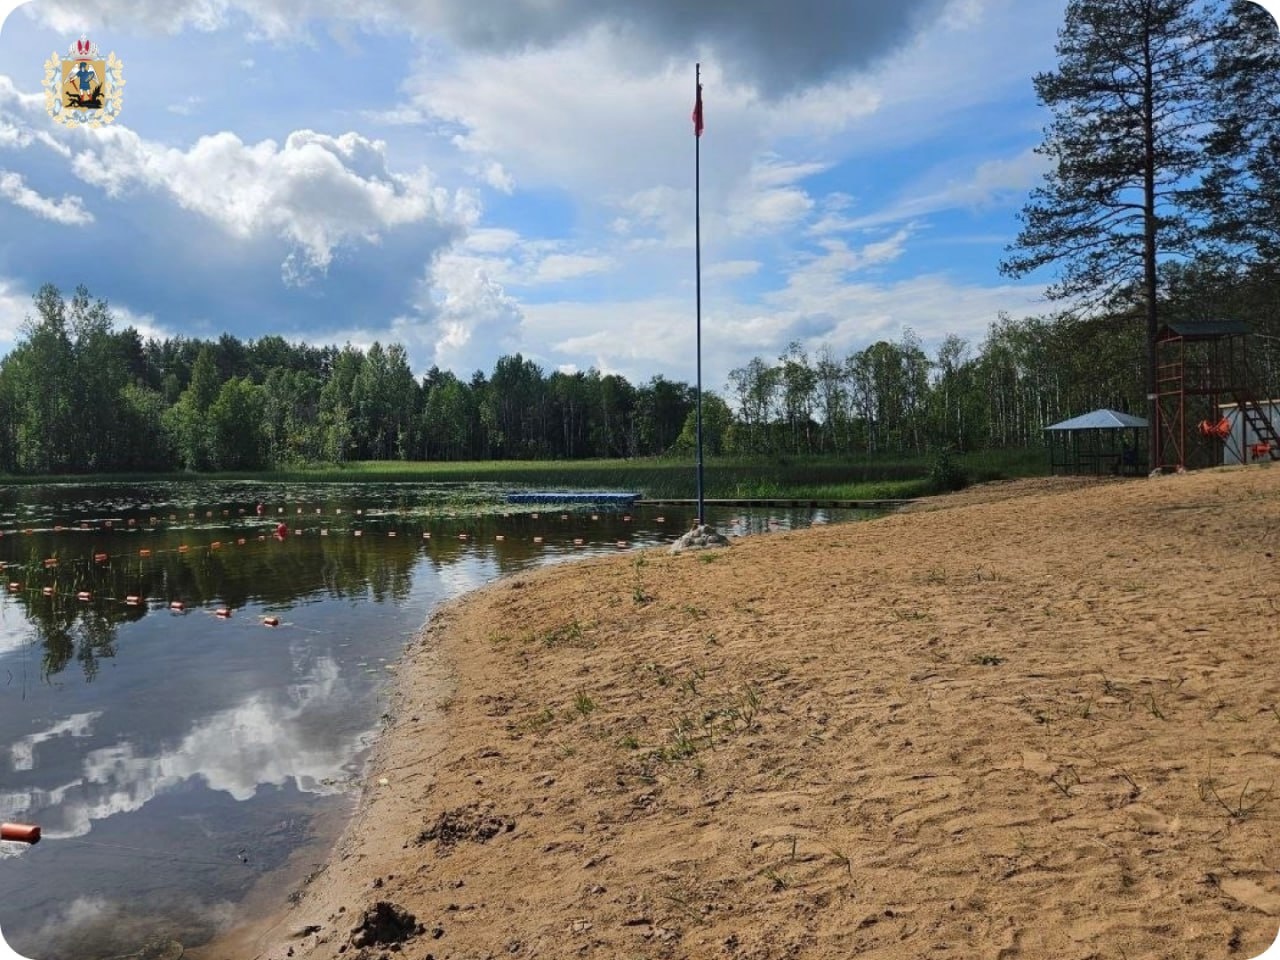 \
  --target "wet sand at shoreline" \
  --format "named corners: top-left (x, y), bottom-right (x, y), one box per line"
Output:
top-left (197, 467), bottom-right (1280, 960)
